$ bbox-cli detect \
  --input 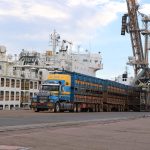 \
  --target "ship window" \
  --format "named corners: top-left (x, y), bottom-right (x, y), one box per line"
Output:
top-left (6, 79), bottom-right (10, 87)
top-left (15, 105), bottom-right (19, 108)
top-left (25, 80), bottom-right (30, 90)
top-left (0, 65), bottom-right (1, 70)
top-left (11, 79), bottom-right (15, 88)
top-left (21, 91), bottom-right (24, 103)
top-left (16, 80), bottom-right (20, 88)
top-left (10, 105), bottom-right (14, 109)
top-left (16, 92), bottom-right (20, 101)
top-left (5, 91), bottom-right (9, 101)
top-left (30, 93), bottom-right (33, 101)
top-left (0, 91), bottom-right (4, 101)
top-left (5, 105), bottom-right (9, 109)
top-left (38, 81), bottom-right (41, 87)
top-left (1, 78), bottom-right (4, 87)
top-left (11, 91), bottom-right (14, 101)
top-left (30, 81), bottom-right (33, 89)
top-left (0, 105), bottom-right (3, 110)
top-left (34, 82), bottom-right (38, 89)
